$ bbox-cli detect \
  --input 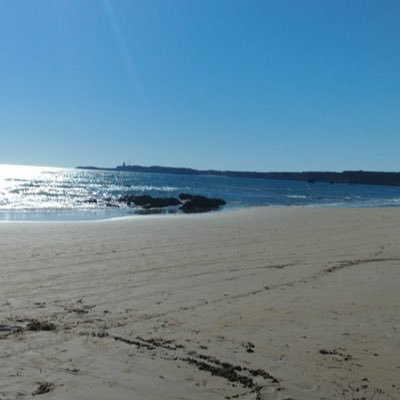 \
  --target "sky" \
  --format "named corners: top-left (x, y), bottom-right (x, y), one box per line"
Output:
top-left (0, 0), bottom-right (399, 172)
